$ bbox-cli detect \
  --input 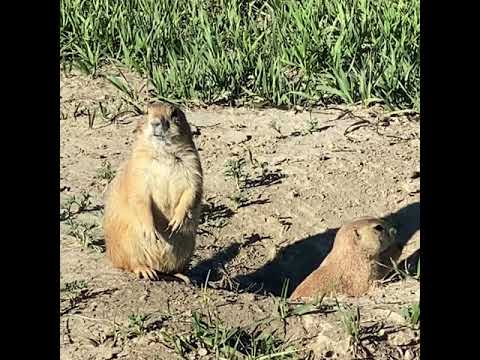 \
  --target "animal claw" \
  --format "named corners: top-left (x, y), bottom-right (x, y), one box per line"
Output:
top-left (133, 267), bottom-right (159, 281)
